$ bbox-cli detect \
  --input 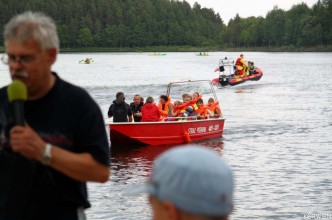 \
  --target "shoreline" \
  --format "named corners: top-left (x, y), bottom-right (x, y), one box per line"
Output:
top-left (0, 45), bottom-right (331, 53)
